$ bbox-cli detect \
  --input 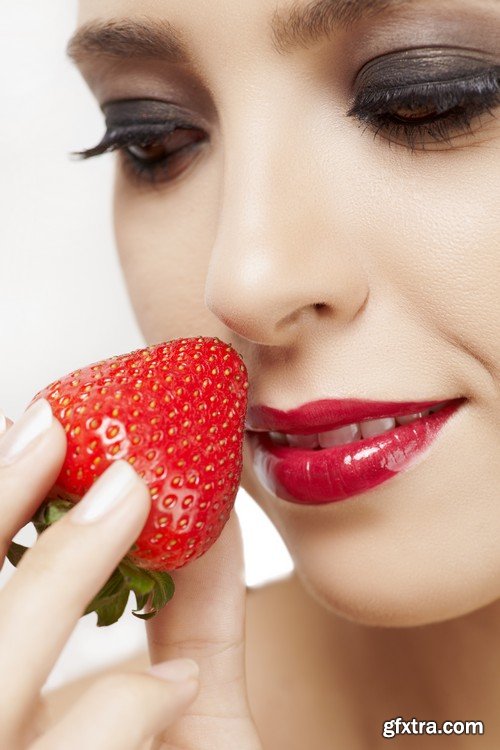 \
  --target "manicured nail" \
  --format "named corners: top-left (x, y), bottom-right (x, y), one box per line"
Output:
top-left (148, 658), bottom-right (200, 683)
top-left (70, 461), bottom-right (139, 524)
top-left (0, 409), bottom-right (6, 437)
top-left (0, 399), bottom-right (53, 466)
